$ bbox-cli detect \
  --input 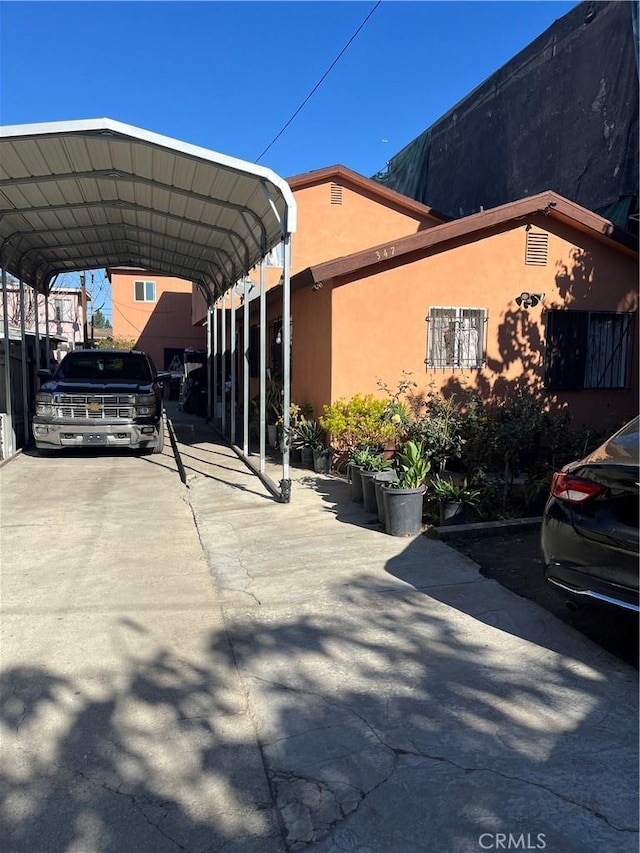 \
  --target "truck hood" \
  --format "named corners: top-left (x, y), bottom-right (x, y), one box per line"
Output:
top-left (41, 380), bottom-right (155, 395)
